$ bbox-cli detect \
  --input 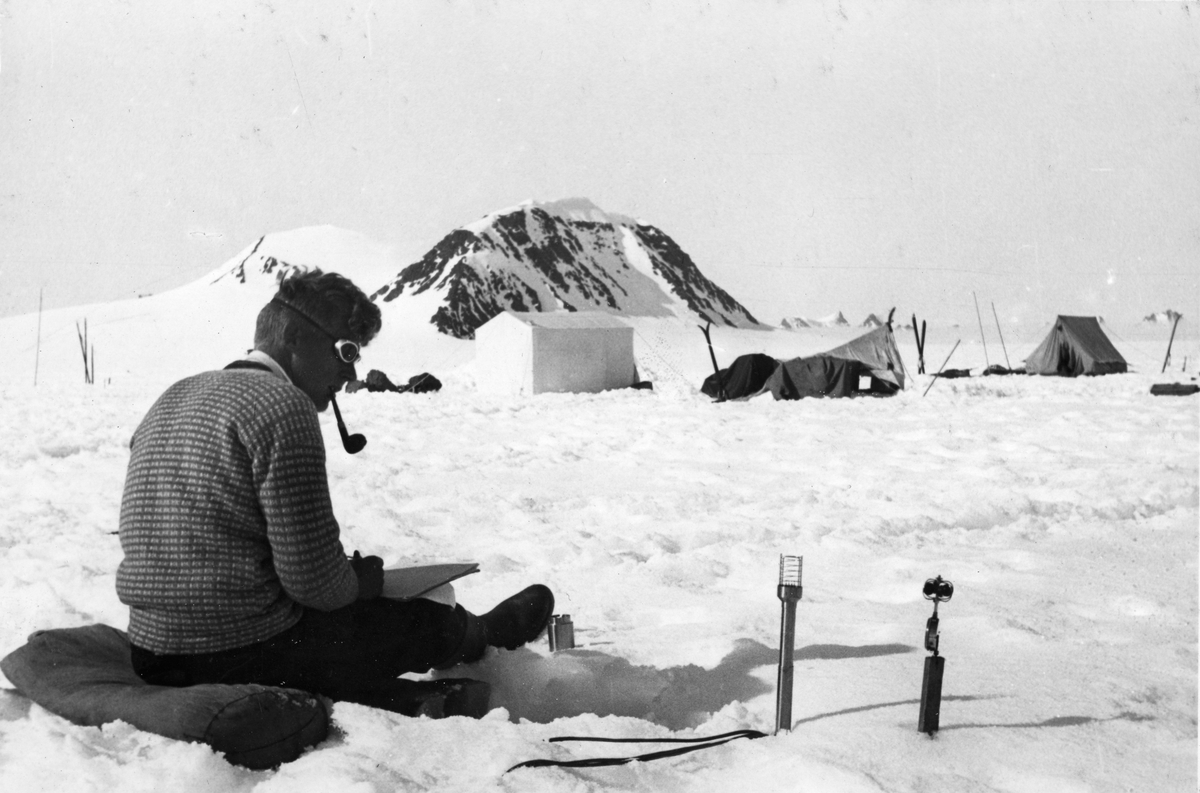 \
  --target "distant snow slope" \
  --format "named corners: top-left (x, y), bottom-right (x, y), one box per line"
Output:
top-left (371, 198), bottom-right (763, 338)
top-left (206, 225), bottom-right (402, 293)
top-left (0, 226), bottom-right (462, 391)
